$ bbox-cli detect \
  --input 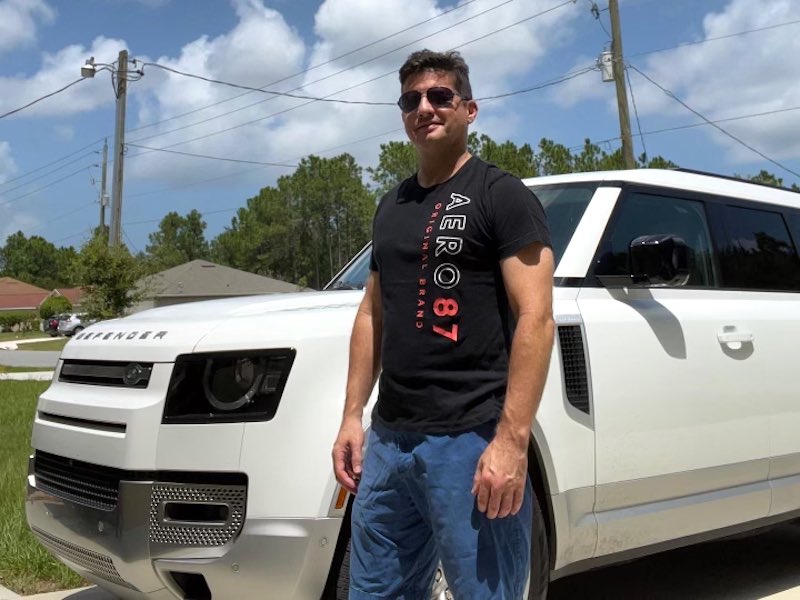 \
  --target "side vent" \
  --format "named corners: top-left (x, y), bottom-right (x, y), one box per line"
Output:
top-left (557, 325), bottom-right (590, 414)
